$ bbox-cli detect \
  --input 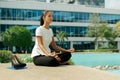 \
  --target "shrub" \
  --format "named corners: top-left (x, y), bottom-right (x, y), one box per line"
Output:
top-left (0, 50), bottom-right (12, 63)
top-left (99, 46), bottom-right (109, 49)
top-left (18, 56), bottom-right (33, 63)
top-left (112, 49), bottom-right (119, 52)
top-left (68, 59), bottom-right (74, 65)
